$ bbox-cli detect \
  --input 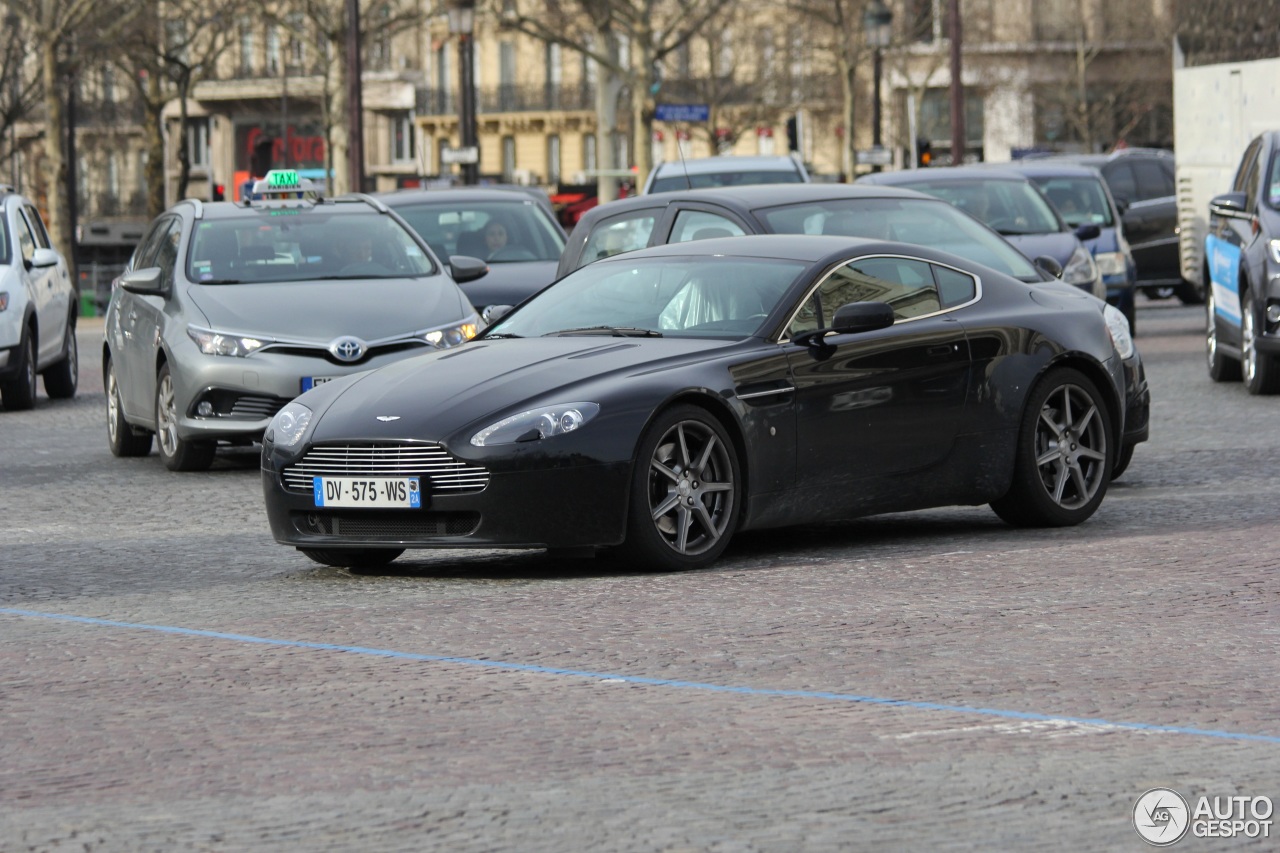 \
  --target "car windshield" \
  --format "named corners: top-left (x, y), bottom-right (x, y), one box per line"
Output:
top-left (186, 210), bottom-right (437, 284)
top-left (649, 170), bottom-right (805, 194)
top-left (392, 200), bottom-right (565, 264)
top-left (754, 197), bottom-right (1042, 281)
top-left (486, 256), bottom-right (806, 339)
top-left (886, 179), bottom-right (1062, 236)
top-left (1031, 176), bottom-right (1115, 227)
top-left (1267, 152), bottom-right (1280, 209)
